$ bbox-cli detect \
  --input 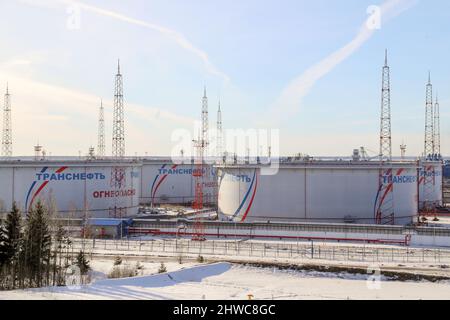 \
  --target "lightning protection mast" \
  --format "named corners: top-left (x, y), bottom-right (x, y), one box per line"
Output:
top-left (2, 84), bottom-right (12, 158)
top-left (375, 50), bottom-right (395, 225)
top-left (97, 99), bottom-right (105, 158)
top-left (422, 72), bottom-right (435, 213)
